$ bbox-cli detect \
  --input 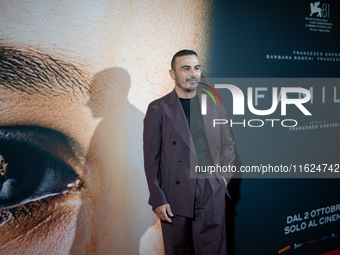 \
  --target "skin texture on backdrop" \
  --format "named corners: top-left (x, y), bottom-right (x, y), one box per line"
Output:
top-left (0, 0), bottom-right (213, 254)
